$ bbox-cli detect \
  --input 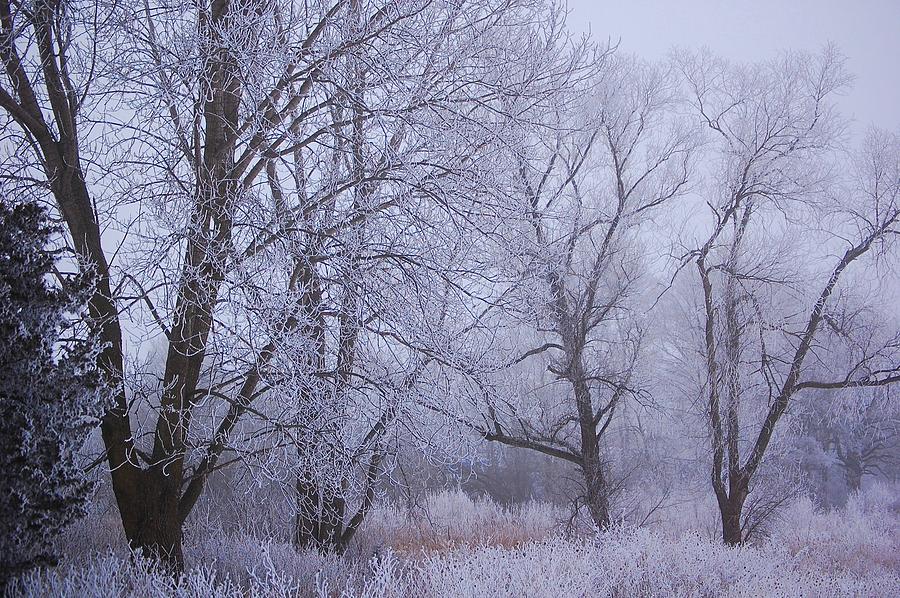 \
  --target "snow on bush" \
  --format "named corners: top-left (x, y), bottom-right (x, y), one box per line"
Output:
top-left (0, 198), bottom-right (106, 581)
top-left (771, 481), bottom-right (900, 575)
top-left (9, 486), bottom-right (899, 597)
